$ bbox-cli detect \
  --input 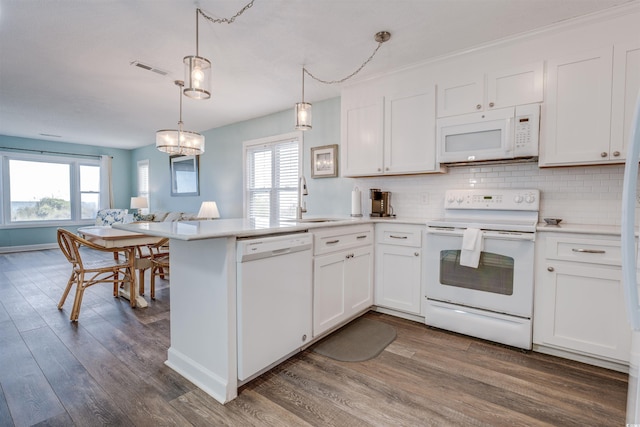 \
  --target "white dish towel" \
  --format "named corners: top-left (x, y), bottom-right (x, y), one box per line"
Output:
top-left (460, 227), bottom-right (483, 268)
